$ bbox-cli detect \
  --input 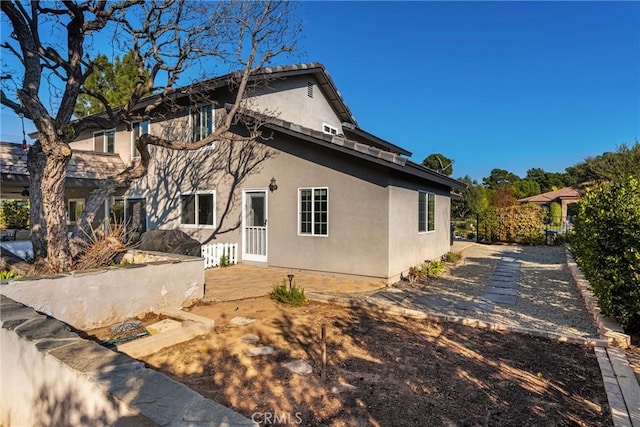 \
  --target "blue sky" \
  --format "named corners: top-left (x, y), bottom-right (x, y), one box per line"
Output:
top-left (294, 1), bottom-right (640, 180)
top-left (2, 1), bottom-right (638, 181)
